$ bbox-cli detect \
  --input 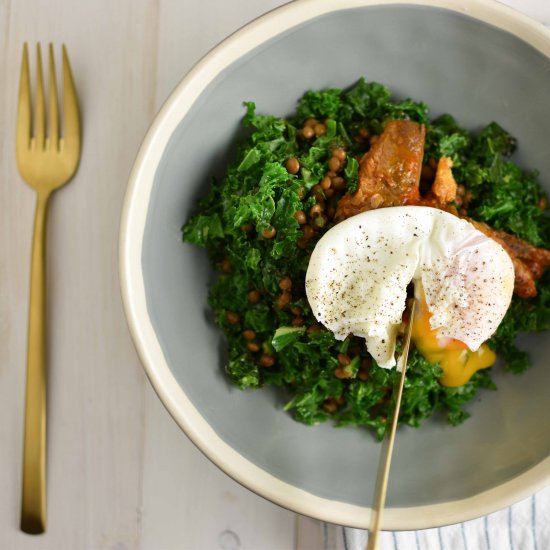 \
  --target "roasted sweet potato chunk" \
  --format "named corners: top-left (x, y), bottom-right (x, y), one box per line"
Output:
top-left (335, 120), bottom-right (425, 221)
